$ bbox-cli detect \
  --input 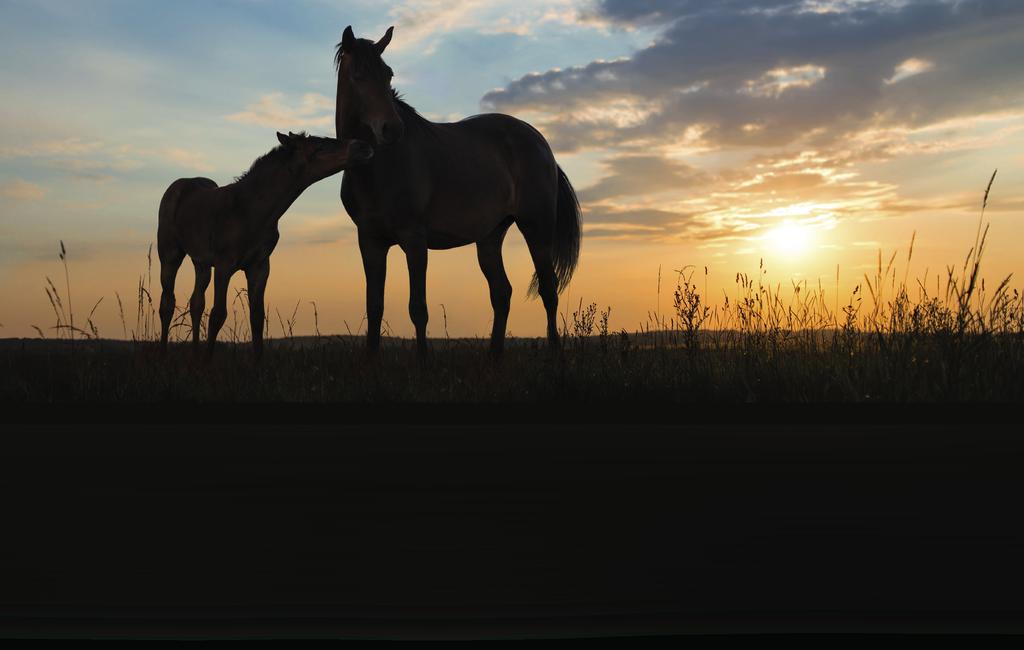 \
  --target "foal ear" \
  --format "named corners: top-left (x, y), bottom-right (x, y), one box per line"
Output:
top-left (342, 25), bottom-right (356, 52)
top-left (375, 26), bottom-right (394, 55)
top-left (277, 131), bottom-right (290, 146)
